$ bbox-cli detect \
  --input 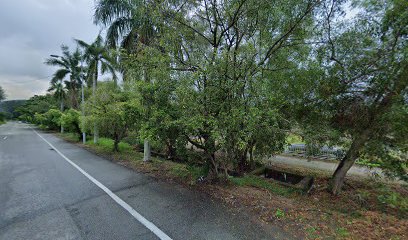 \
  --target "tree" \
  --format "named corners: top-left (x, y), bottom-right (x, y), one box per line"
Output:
top-left (130, 0), bottom-right (318, 176)
top-left (16, 95), bottom-right (58, 123)
top-left (61, 109), bottom-right (82, 139)
top-left (48, 77), bottom-right (67, 132)
top-left (94, 0), bottom-right (157, 50)
top-left (83, 82), bottom-right (140, 151)
top-left (41, 109), bottom-right (62, 130)
top-left (45, 45), bottom-right (83, 109)
top-left (75, 35), bottom-right (117, 87)
top-left (94, 0), bottom-right (163, 159)
top-left (76, 35), bottom-right (118, 143)
top-left (299, 0), bottom-right (408, 194)
top-left (0, 86), bottom-right (5, 101)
